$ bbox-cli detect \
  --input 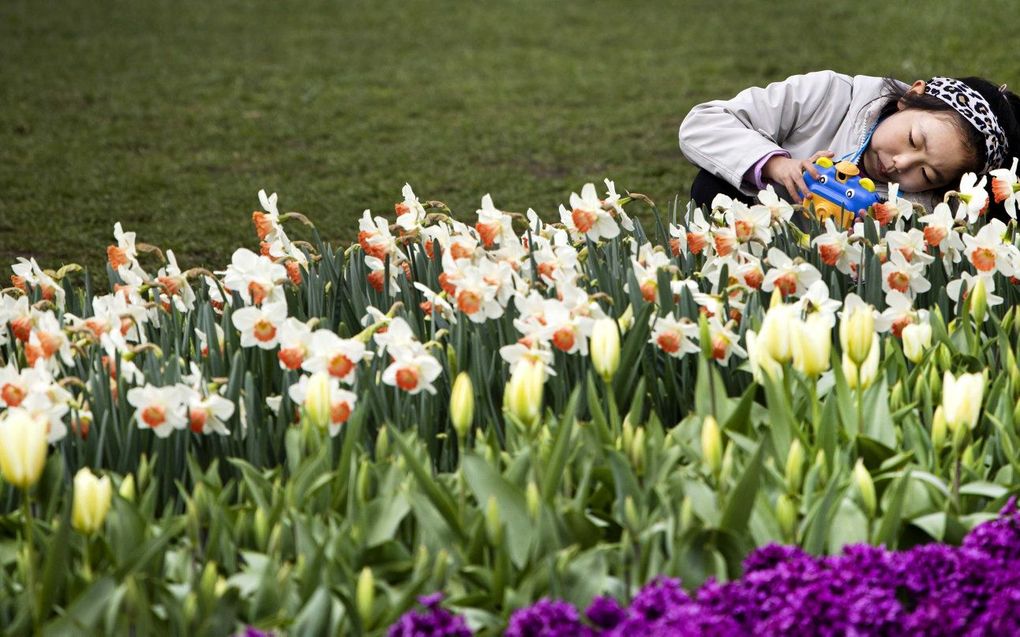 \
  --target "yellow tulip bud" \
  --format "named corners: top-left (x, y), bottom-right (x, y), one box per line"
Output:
top-left (901, 322), bottom-right (932, 364)
top-left (590, 317), bottom-right (621, 381)
top-left (449, 372), bottom-right (475, 440)
top-left (853, 459), bottom-right (877, 517)
top-left (791, 314), bottom-right (832, 377)
top-left (356, 567), bottom-right (375, 627)
top-left (72, 467), bottom-right (112, 535)
top-left (840, 304), bottom-right (875, 366)
top-left (701, 416), bottom-right (723, 477)
top-left (303, 371), bottom-right (332, 430)
top-left (0, 410), bottom-right (49, 490)
top-left (942, 370), bottom-right (985, 432)
top-left (504, 359), bottom-right (545, 430)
